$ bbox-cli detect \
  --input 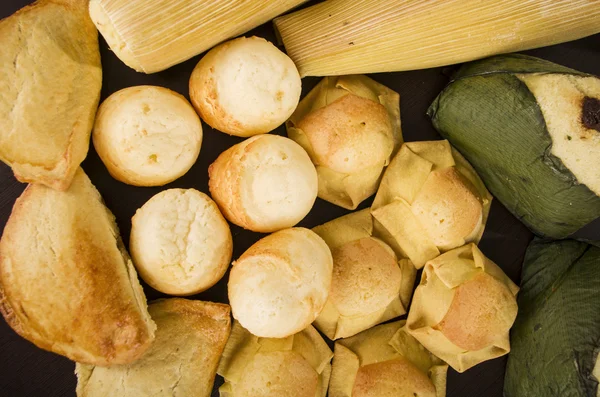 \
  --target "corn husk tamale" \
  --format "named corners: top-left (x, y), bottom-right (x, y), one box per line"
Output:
top-left (217, 321), bottom-right (332, 397)
top-left (371, 140), bottom-right (492, 268)
top-left (505, 239), bottom-right (600, 397)
top-left (329, 320), bottom-right (447, 397)
top-left (274, 0), bottom-right (600, 77)
top-left (406, 244), bottom-right (519, 373)
top-left (312, 209), bottom-right (416, 340)
top-left (428, 54), bottom-right (600, 240)
top-left (286, 75), bottom-right (402, 210)
top-left (89, 0), bottom-right (306, 73)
